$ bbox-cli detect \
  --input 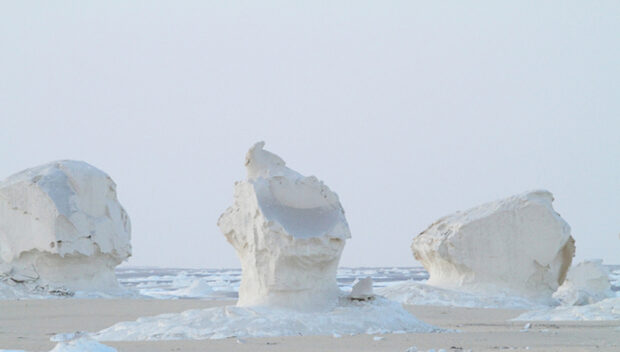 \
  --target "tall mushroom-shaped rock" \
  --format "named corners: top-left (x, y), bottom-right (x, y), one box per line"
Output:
top-left (412, 190), bottom-right (575, 300)
top-left (0, 160), bottom-right (131, 293)
top-left (218, 142), bottom-right (351, 311)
